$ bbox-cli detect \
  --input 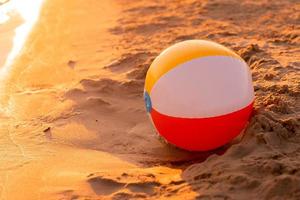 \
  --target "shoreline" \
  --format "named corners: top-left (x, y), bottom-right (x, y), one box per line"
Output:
top-left (0, 5), bottom-right (22, 69)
